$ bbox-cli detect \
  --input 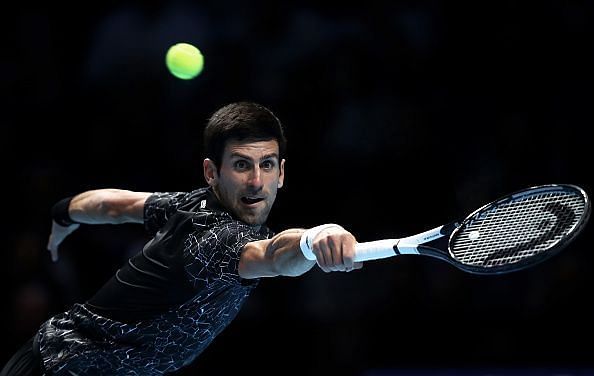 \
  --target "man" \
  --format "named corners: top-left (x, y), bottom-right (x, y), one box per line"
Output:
top-left (1, 101), bottom-right (362, 375)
